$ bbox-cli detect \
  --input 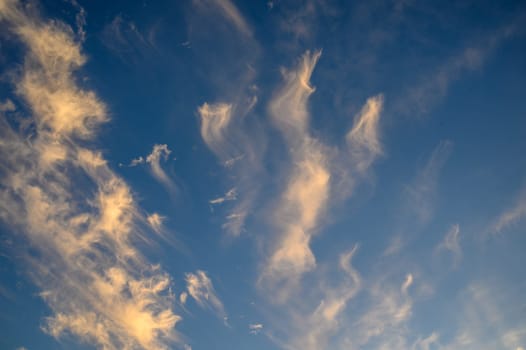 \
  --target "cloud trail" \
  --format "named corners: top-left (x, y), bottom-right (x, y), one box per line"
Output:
top-left (491, 186), bottom-right (526, 234)
top-left (184, 270), bottom-right (226, 319)
top-left (145, 144), bottom-right (177, 194)
top-left (0, 1), bottom-right (180, 348)
top-left (193, 0), bottom-right (253, 38)
top-left (262, 50), bottom-right (330, 302)
top-left (436, 224), bottom-right (461, 265)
